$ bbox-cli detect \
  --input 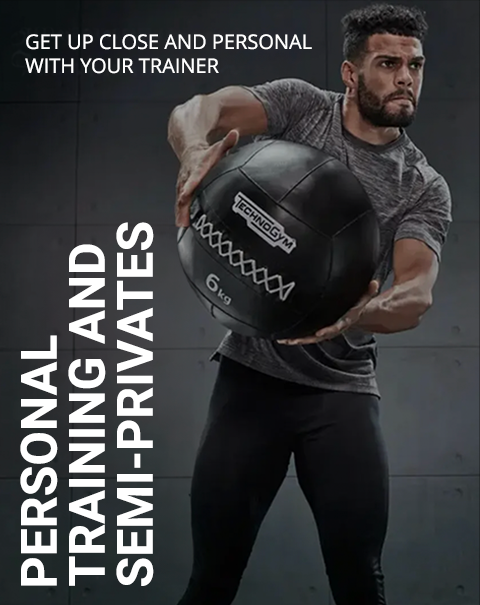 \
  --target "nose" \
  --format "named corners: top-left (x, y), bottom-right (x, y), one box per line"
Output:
top-left (395, 64), bottom-right (414, 88)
